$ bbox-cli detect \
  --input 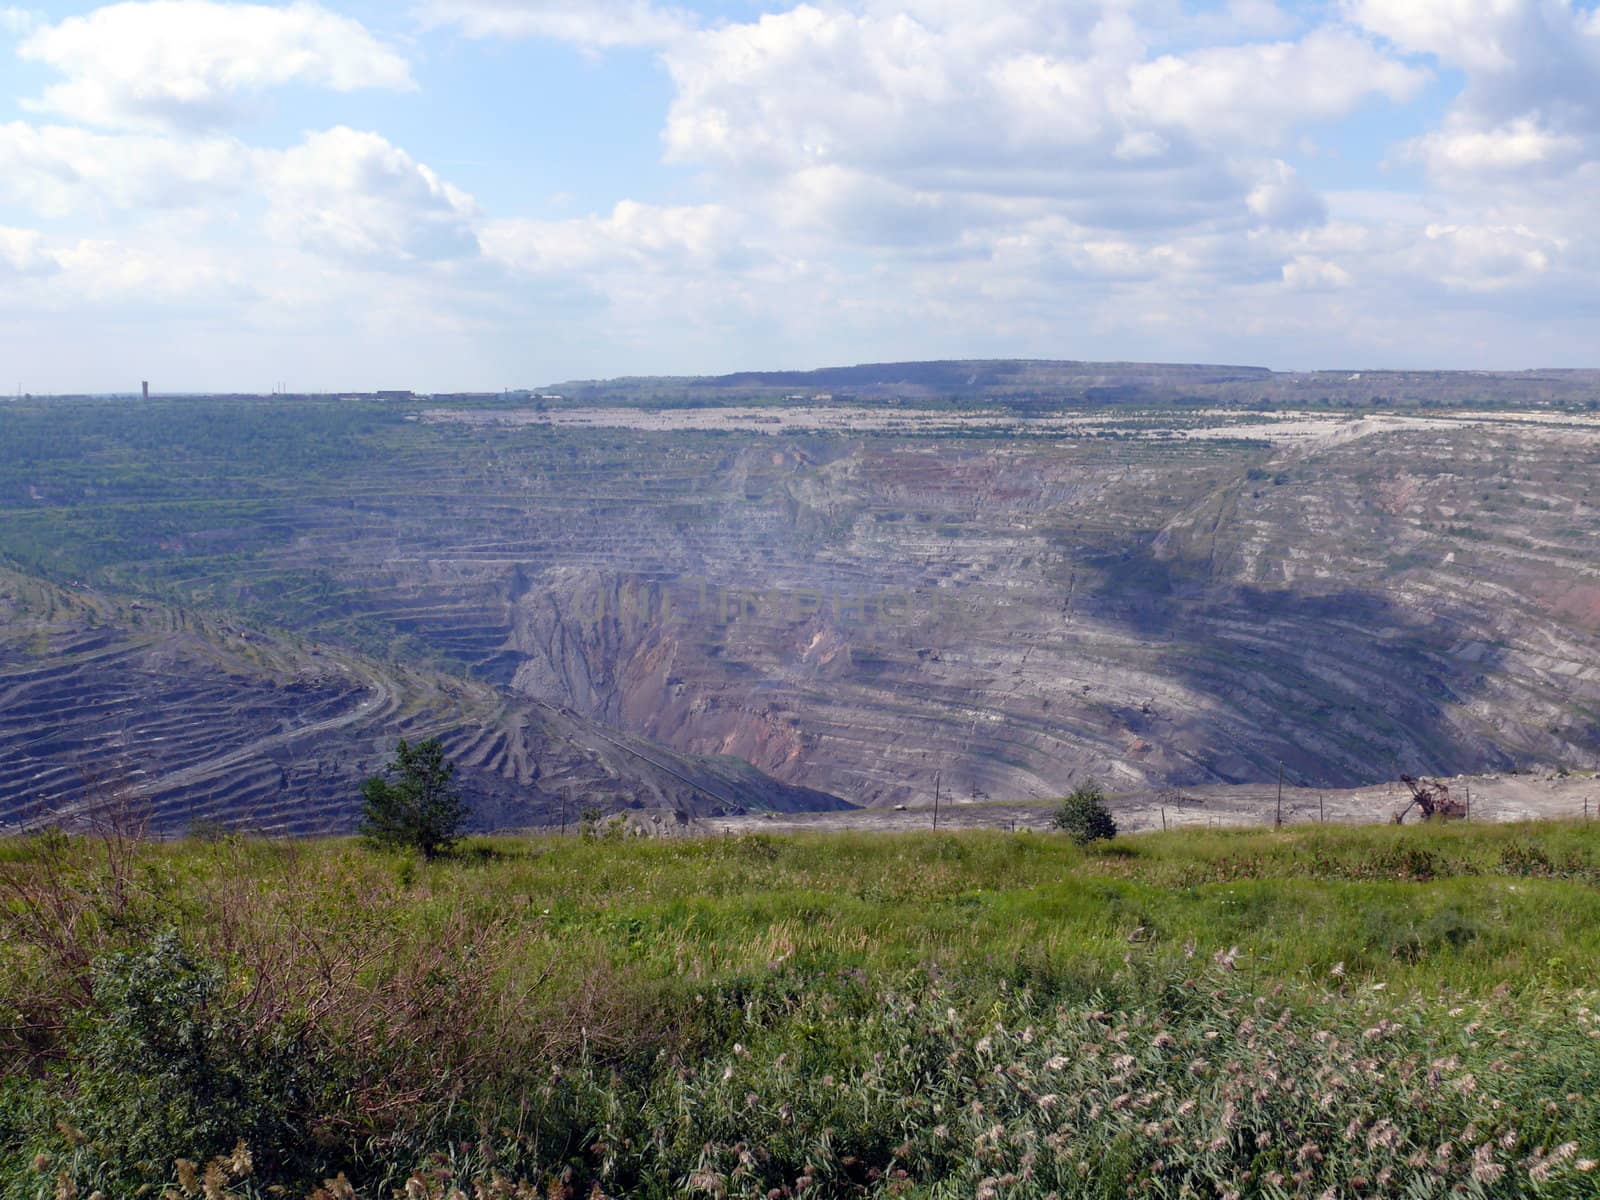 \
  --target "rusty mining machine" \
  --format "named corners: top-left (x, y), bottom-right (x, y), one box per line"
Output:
top-left (1392, 774), bottom-right (1467, 824)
